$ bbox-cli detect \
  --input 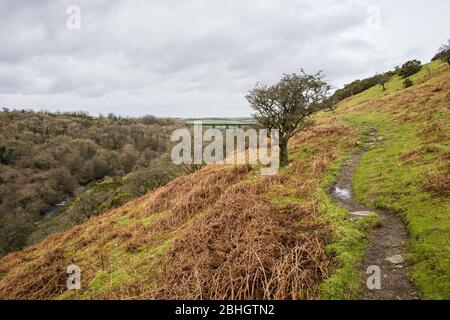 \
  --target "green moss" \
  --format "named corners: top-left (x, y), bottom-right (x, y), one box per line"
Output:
top-left (59, 236), bottom-right (175, 300)
top-left (88, 270), bottom-right (111, 293)
top-left (138, 211), bottom-right (167, 226)
top-left (267, 185), bottom-right (305, 207)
